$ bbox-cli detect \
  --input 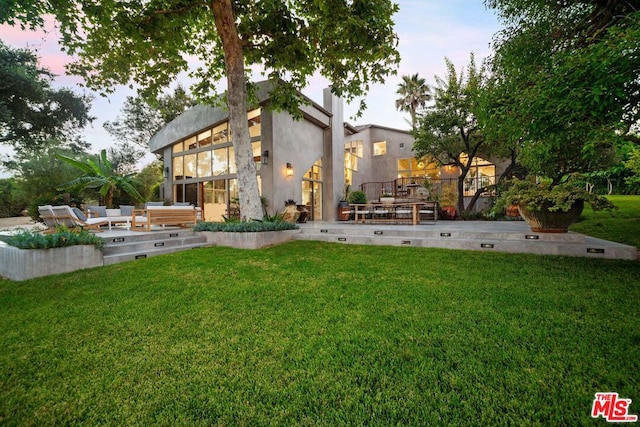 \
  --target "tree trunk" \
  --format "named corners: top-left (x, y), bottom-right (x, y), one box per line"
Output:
top-left (456, 174), bottom-right (465, 217)
top-left (211, 0), bottom-right (263, 221)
